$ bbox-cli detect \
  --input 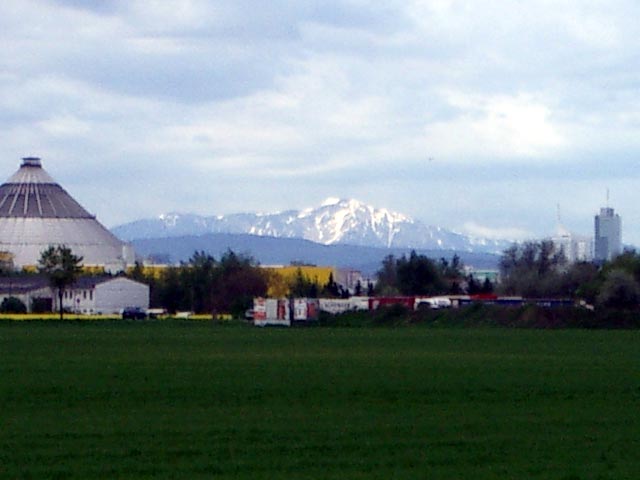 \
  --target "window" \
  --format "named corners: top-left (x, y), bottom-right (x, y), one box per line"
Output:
top-left (83, 291), bottom-right (87, 300)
